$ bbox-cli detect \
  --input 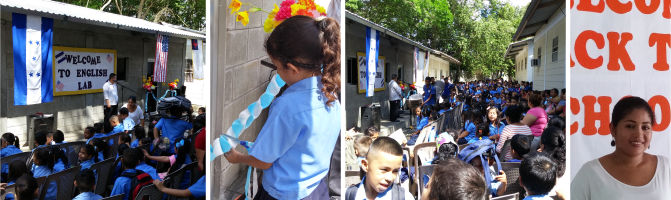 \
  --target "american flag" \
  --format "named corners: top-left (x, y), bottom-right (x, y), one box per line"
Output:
top-left (154, 34), bottom-right (169, 82)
